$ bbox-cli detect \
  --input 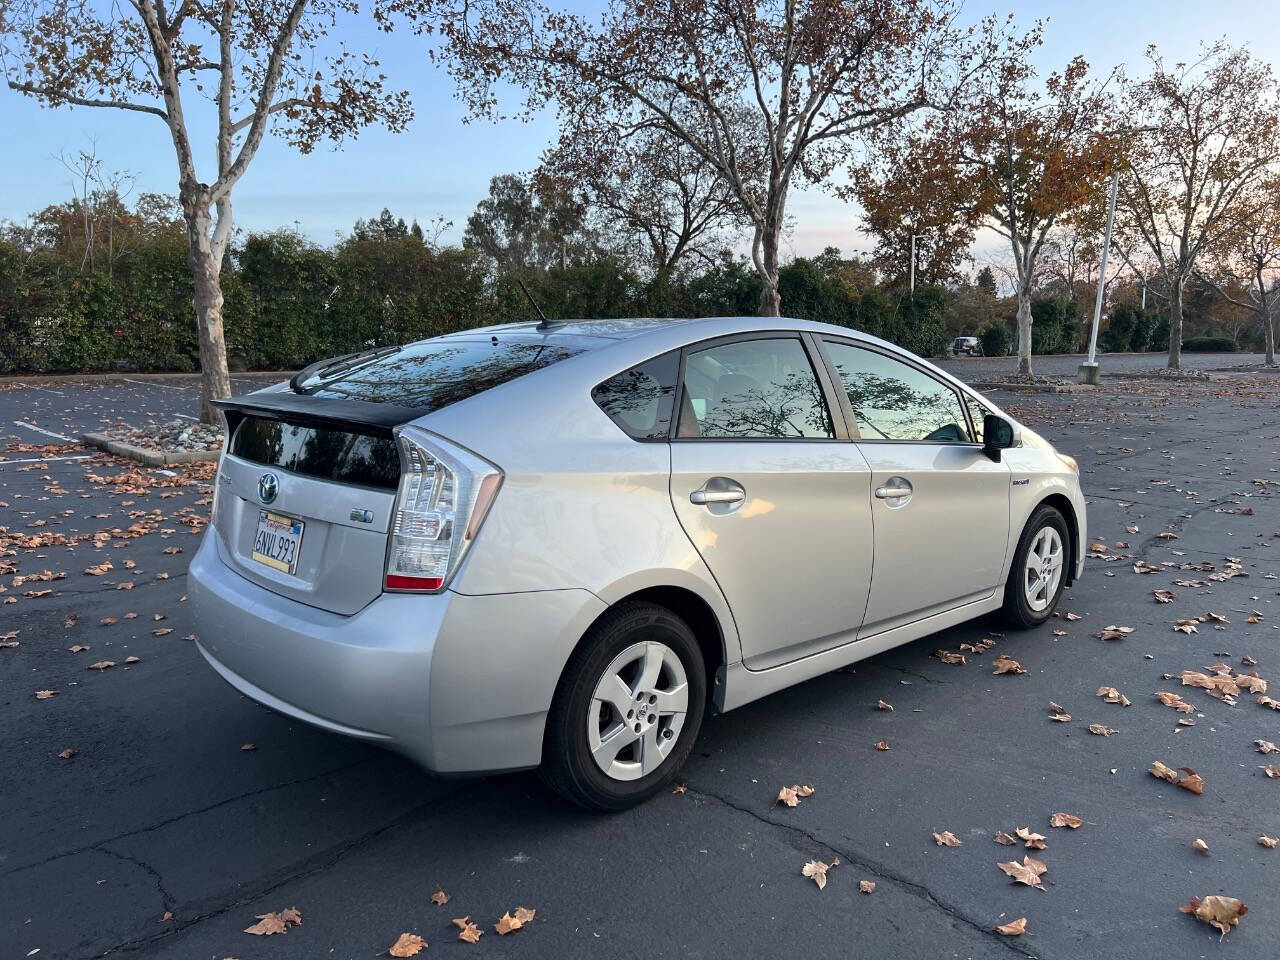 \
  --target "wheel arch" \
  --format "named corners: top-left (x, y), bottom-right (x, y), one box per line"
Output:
top-left (1037, 492), bottom-right (1080, 585)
